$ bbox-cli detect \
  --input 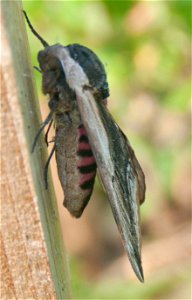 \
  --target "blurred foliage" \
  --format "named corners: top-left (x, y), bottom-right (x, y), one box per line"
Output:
top-left (70, 257), bottom-right (190, 299)
top-left (23, 1), bottom-right (191, 299)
